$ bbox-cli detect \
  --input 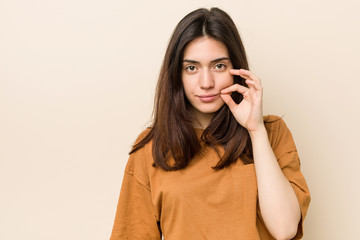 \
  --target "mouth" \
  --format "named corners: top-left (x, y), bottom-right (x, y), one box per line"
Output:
top-left (197, 93), bottom-right (220, 102)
